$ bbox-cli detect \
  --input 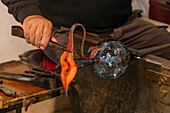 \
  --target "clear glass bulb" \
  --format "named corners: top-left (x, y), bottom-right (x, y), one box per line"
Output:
top-left (93, 40), bottom-right (130, 79)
